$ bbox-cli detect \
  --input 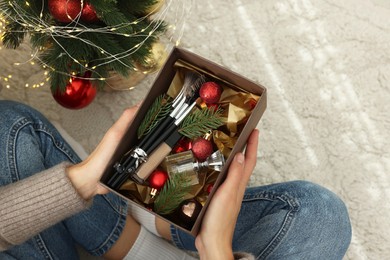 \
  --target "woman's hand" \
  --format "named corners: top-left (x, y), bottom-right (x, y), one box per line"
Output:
top-left (195, 129), bottom-right (259, 260)
top-left (66, 105), bottom-right (140, 200)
